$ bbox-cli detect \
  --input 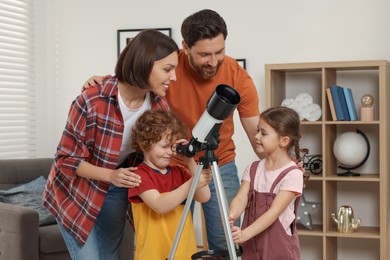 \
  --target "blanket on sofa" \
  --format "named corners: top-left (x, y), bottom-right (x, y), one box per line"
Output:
top-left (0, 176), bottom-right (56, 226)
